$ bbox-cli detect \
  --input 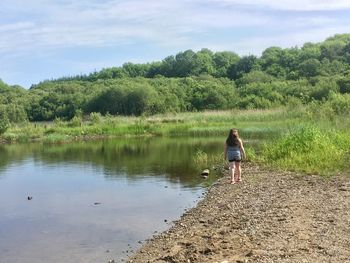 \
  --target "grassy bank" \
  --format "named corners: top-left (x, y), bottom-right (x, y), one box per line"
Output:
top-left (2, 107), bottom-right (350, 175)
top-left (259, 125), bottom-right (350, 175)
top-left (2, 108), bottom-right (302, 143)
